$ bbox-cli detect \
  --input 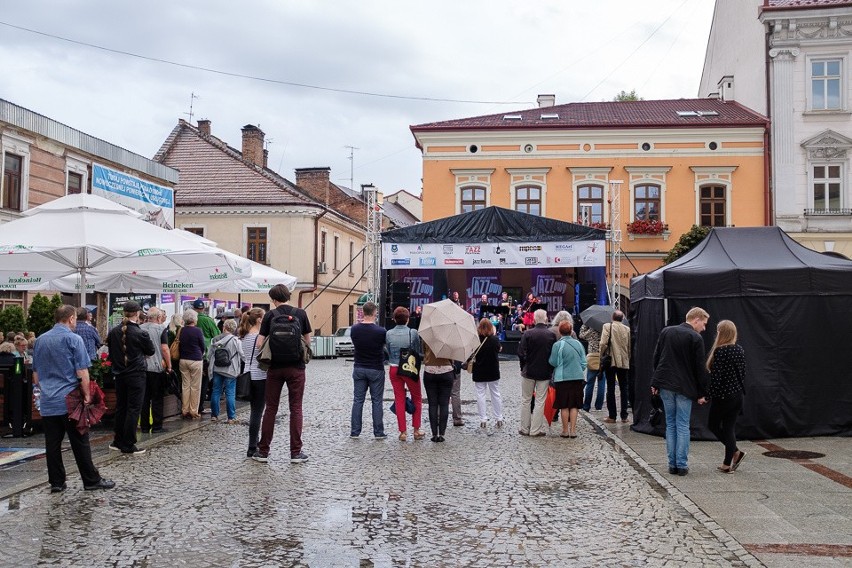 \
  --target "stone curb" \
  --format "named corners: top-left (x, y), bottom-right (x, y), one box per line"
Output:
top-left (584, 412), bottom-right (766, 568)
